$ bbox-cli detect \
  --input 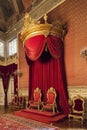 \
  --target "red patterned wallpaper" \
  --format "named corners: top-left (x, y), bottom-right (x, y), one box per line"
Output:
top-left (18, 36), bottom-right (29, 89)
top-left (48, 0), bottom-right (87, 86)
top-left (19, 0), bottom-right (87, 88)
